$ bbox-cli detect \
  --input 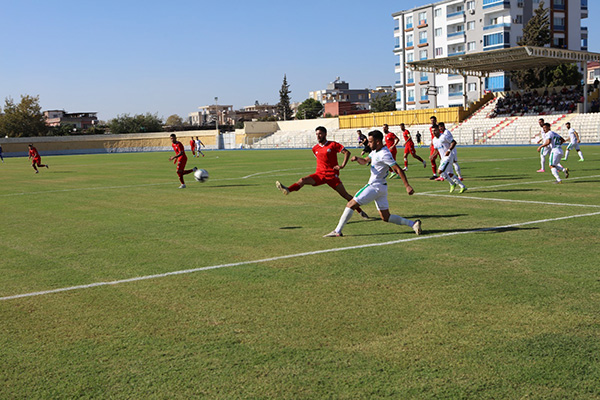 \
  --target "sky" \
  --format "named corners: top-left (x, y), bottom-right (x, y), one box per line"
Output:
top-left (1, 0), bottom-right (598, 122)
